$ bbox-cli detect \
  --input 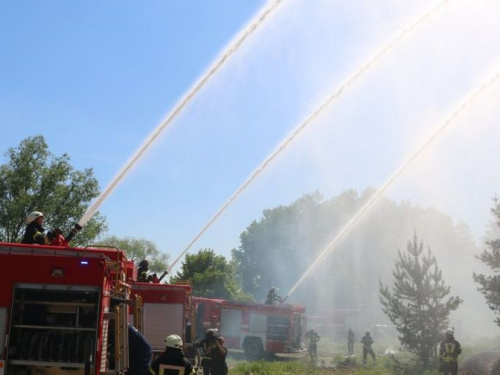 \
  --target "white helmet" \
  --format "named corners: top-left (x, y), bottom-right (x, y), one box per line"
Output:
top-left (446, 328), bottom-right (454, 336)
top-left (164, 334), bottom-right (183, 349)
top-left (26, 211), bottom-right (44, 224)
